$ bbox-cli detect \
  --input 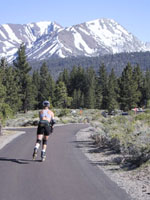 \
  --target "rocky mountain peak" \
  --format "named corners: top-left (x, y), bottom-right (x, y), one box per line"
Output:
top-left (0, 18), bottom-right (149, 62)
